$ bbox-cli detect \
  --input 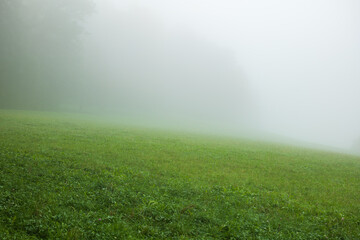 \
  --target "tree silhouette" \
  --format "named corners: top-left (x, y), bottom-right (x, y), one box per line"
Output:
top-left (0, 0), bottom-right (93, 110)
